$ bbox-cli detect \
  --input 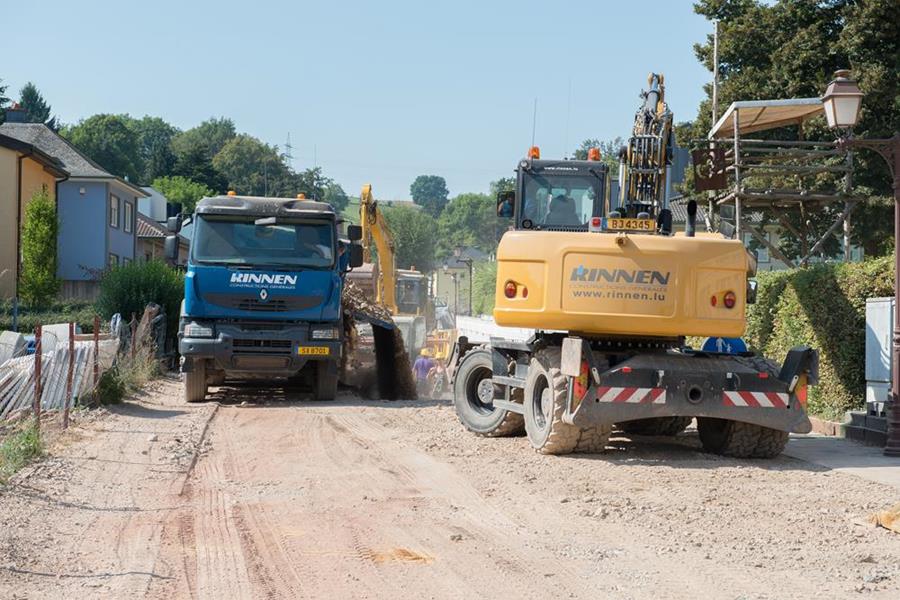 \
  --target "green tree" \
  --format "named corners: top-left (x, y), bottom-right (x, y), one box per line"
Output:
top-left (62, 114), bottom-right (144, 183)
top-left (18, 82), bottom-right (57, 129)
top-left (293, 166), bottom-right (331, 201)
top-left (19, 187), bottom-right (60, 307)
top-left (171, 117), bottom-right (236, 161)
top-left (212, 134), bottom-right (292, 196)
top-left (489, 177), bottom-right (515, 196)
top-left (436, 193), bottom-right (498, 257)
top-left (471, 260), bottom-right (498, 316)
top-left (410, 175), bottom-right (449, 217)
top-left (151, 176), bottom-right (214, 214)
top-left (573, 137), bottom-right (624, 177)
top-left (0, 77), bottom-right (10, 123)
top-left (172, 143), bottom-right (228, 193)
top-left (381, 206), bottom-right (437, 272)
top-left (129, 116), bottom-right (179, 184)
top-left (324, 182), bottom-right (349, 212)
